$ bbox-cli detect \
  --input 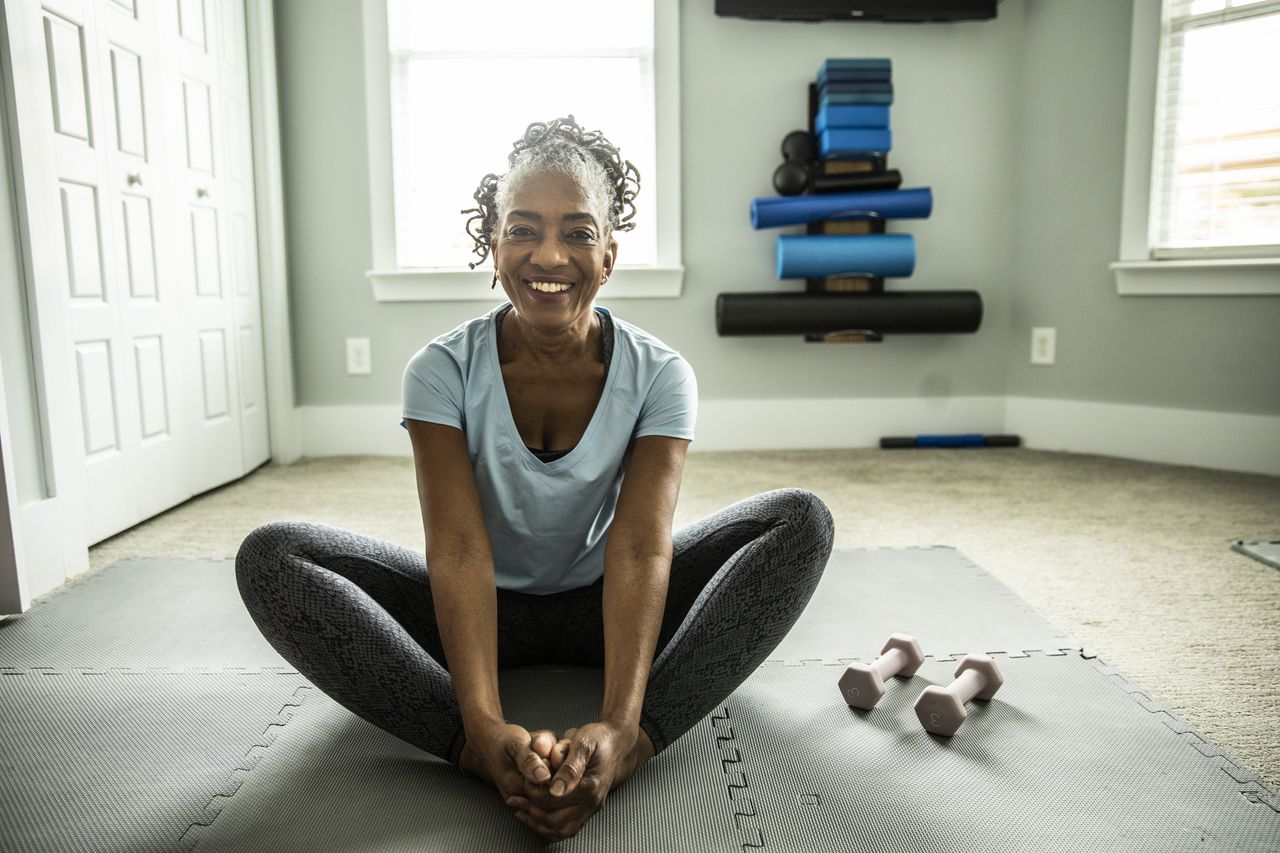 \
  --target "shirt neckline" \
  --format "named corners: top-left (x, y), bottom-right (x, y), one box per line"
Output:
top-left (488, 302), bottom-right (618, 471)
